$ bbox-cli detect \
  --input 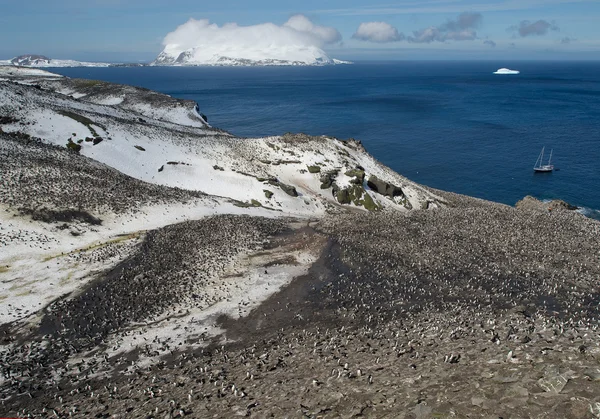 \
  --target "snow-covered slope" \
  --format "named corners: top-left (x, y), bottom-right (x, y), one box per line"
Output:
top-left (0, 68), bottom-right (444, 219)
top-left (3, 54), bottom-right (110, 68)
